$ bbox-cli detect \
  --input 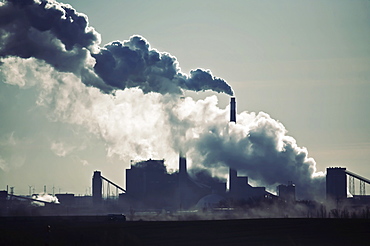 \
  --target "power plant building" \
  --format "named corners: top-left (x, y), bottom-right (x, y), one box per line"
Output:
top-left (123, 157), bottom-right (226, 209)
top-left (124, 159), bottom-right (178, 209)
top-left (121, 97), bottom-right (270, 209)
top-left (92, 171), bottom-right (102, 204)
top-left (228, 168), bottom-right (268, 200)
top-left (326, 167), bottom-right (347, 201)
top-left (277, 181), bottom-right (296, 202)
